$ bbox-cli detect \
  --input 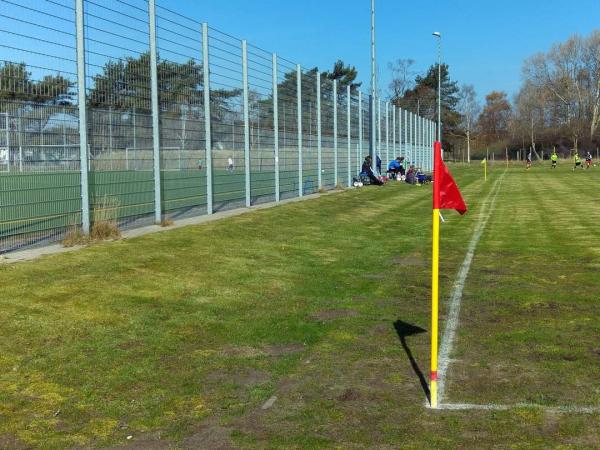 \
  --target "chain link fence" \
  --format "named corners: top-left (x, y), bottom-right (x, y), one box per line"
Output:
top-left (0, 0), bottom-right (436, 254)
